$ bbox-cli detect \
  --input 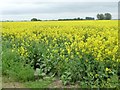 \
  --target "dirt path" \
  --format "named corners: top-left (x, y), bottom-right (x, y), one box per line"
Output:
top-left (2, 77), bottom-right (25, 88)
top-left (2, 82), bottom-right (25, 88)
top-left (2, 76), bottom-right (80, 88)
top-left (48, 79), bottom-right (79, 88)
